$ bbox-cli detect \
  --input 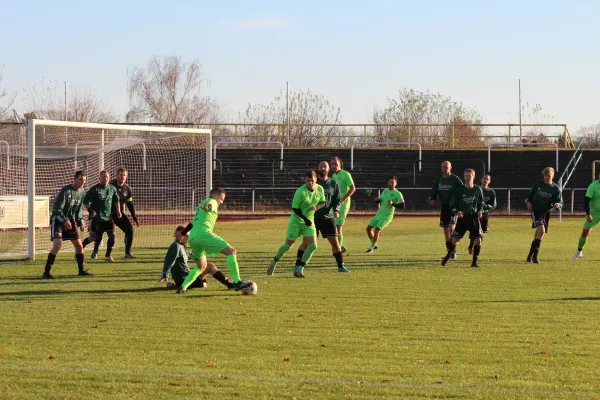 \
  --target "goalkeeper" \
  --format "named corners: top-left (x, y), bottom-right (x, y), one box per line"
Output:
top-left (159, 226), bottom-right (235, 291)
